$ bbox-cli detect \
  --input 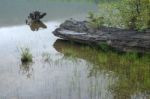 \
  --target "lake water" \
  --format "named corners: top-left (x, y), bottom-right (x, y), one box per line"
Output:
top-left (0, 0), bottom-right (97, 27)
top-left (0, 0), bottom-right (149, 99)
